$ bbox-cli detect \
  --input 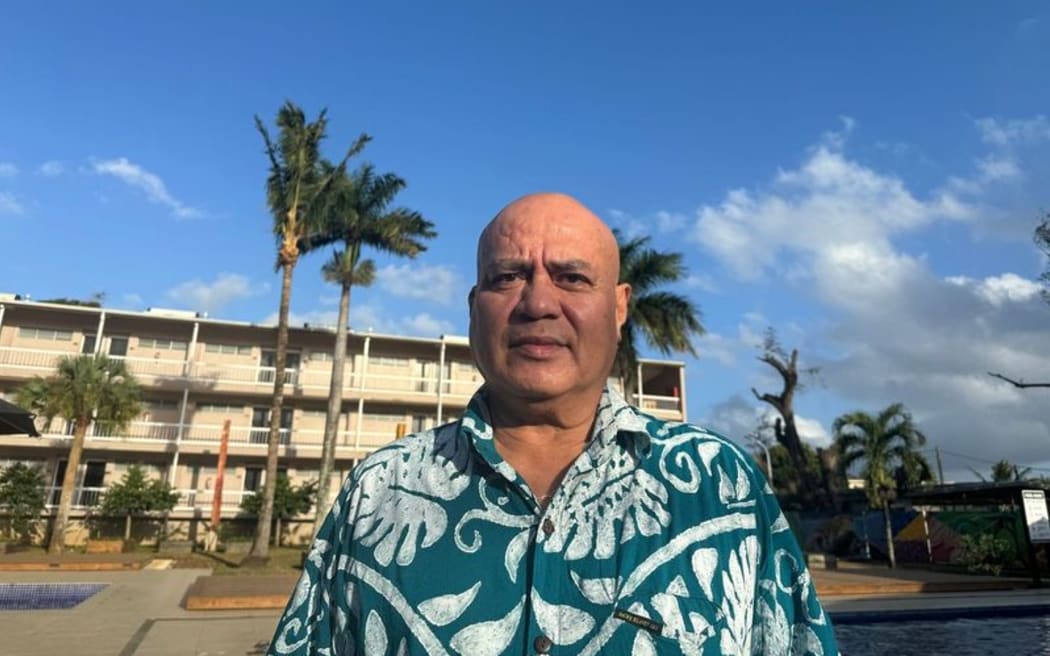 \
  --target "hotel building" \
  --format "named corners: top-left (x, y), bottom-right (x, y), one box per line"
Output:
top-left (0, 295), bottom-right (687, 540)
